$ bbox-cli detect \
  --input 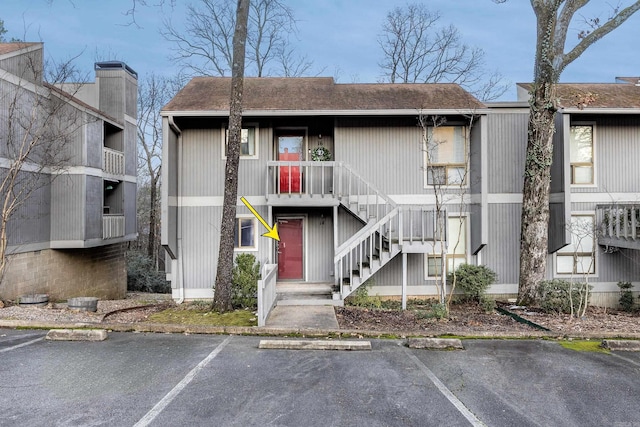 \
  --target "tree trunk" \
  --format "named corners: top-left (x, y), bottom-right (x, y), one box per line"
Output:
top-left (518, 82), bottom-right (557, 304)
top-left (212, 0), bottom-right (250, 313)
